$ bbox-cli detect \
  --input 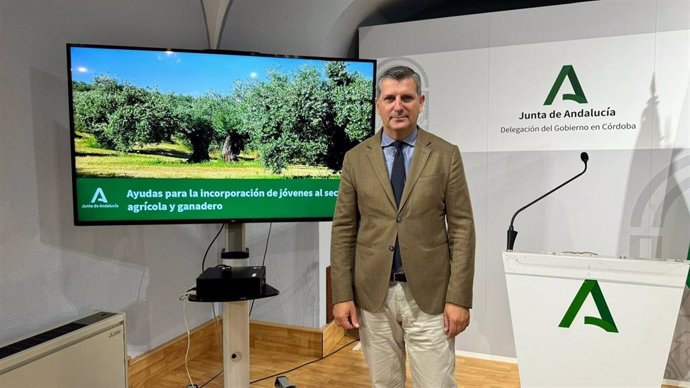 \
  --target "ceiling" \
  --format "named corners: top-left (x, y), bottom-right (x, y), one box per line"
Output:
top-left (363, 0), bottom-right (596, 26)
